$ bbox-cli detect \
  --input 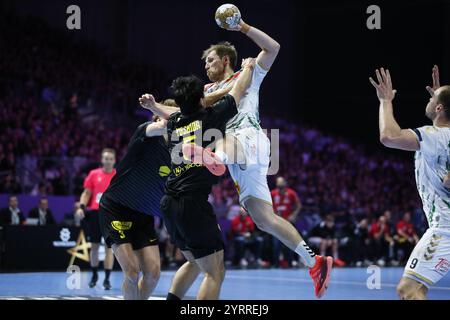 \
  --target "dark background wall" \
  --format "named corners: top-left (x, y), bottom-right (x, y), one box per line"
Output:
top-left (2, 0), bottom-right (450, 149)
